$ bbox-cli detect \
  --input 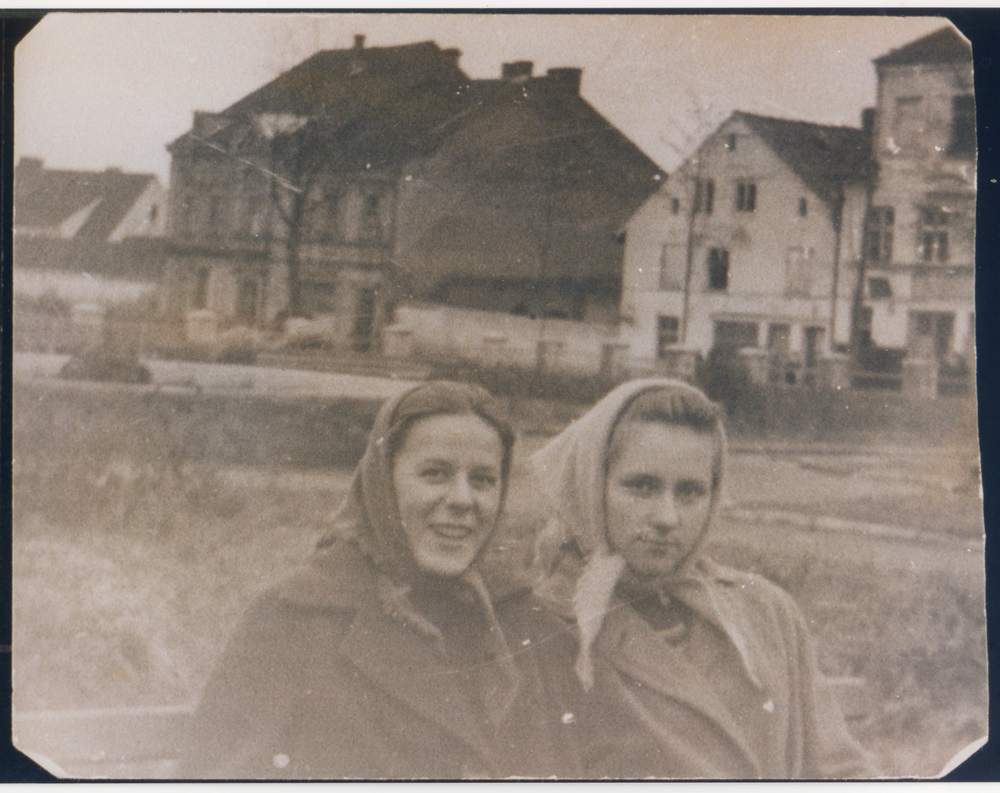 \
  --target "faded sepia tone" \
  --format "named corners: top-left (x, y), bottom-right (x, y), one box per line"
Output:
top-left (11, 13), bottom-right (983, 779)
